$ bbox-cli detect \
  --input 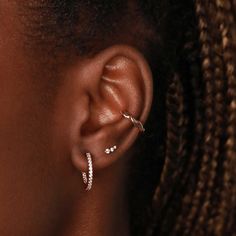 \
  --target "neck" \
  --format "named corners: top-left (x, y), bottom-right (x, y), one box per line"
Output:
top-left (62, 161), bottom-right (130, 236)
